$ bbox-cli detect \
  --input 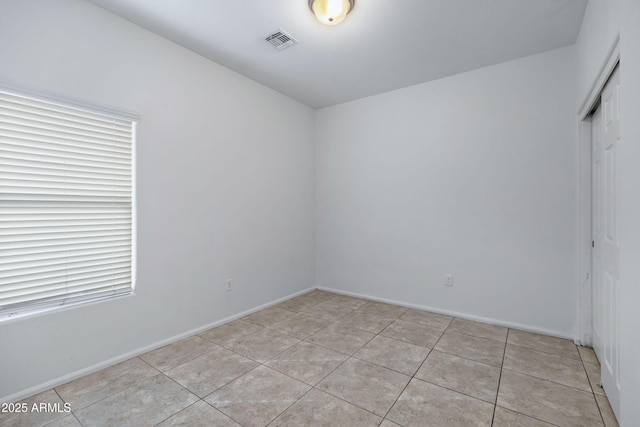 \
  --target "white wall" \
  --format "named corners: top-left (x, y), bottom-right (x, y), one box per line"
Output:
top-left (0, 0), bottom-right (315, 400)
top-left (577, 0), bottom-right (640, 424)
top-left (316, 46), bottom-right (578, 337)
